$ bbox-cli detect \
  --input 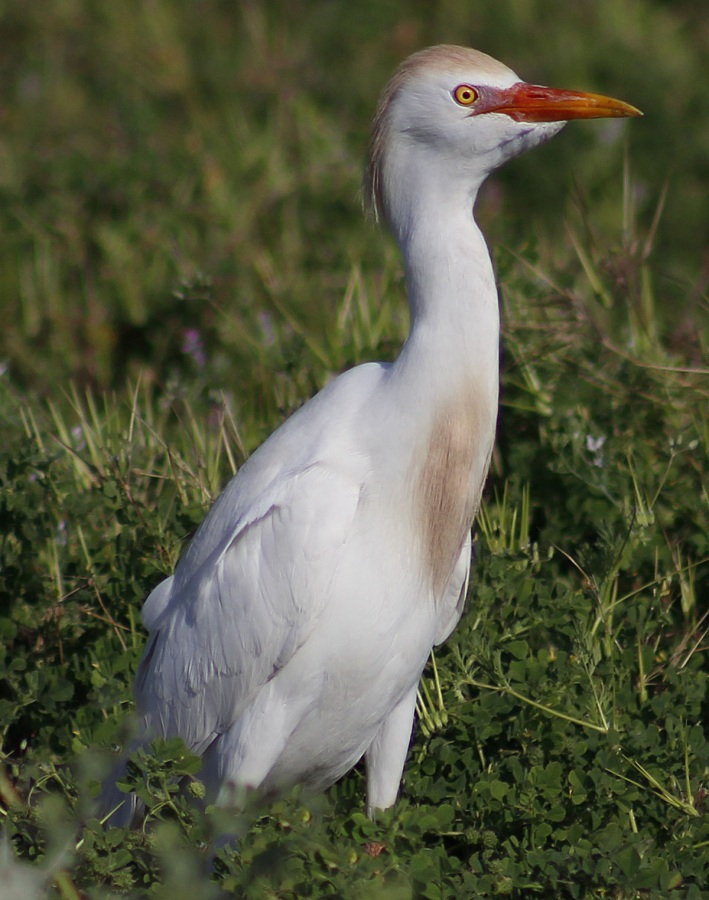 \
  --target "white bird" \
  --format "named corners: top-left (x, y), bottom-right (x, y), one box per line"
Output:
top-left (101, 45), bottom-right (640, 827)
